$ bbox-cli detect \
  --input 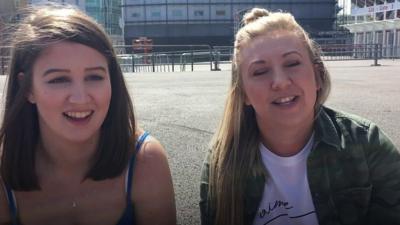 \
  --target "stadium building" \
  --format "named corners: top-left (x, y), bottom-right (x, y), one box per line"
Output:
top-left (3, 0), bottom-right (125, 46)
top-left (122, 0), bottom-right (338, 46)
top-left (344, 0), bottom-right (400, 57)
